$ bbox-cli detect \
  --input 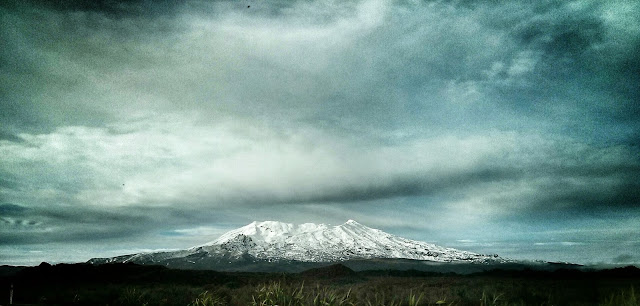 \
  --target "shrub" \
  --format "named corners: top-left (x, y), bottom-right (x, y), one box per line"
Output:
top-left (312, 286), bottom-right (355, 306)
top-left (252, 282), bottom-right (305, 306)
top-left (190, 291), bottom-right (226, 306)
top-left (117, 287), bottom-right (148, 306)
